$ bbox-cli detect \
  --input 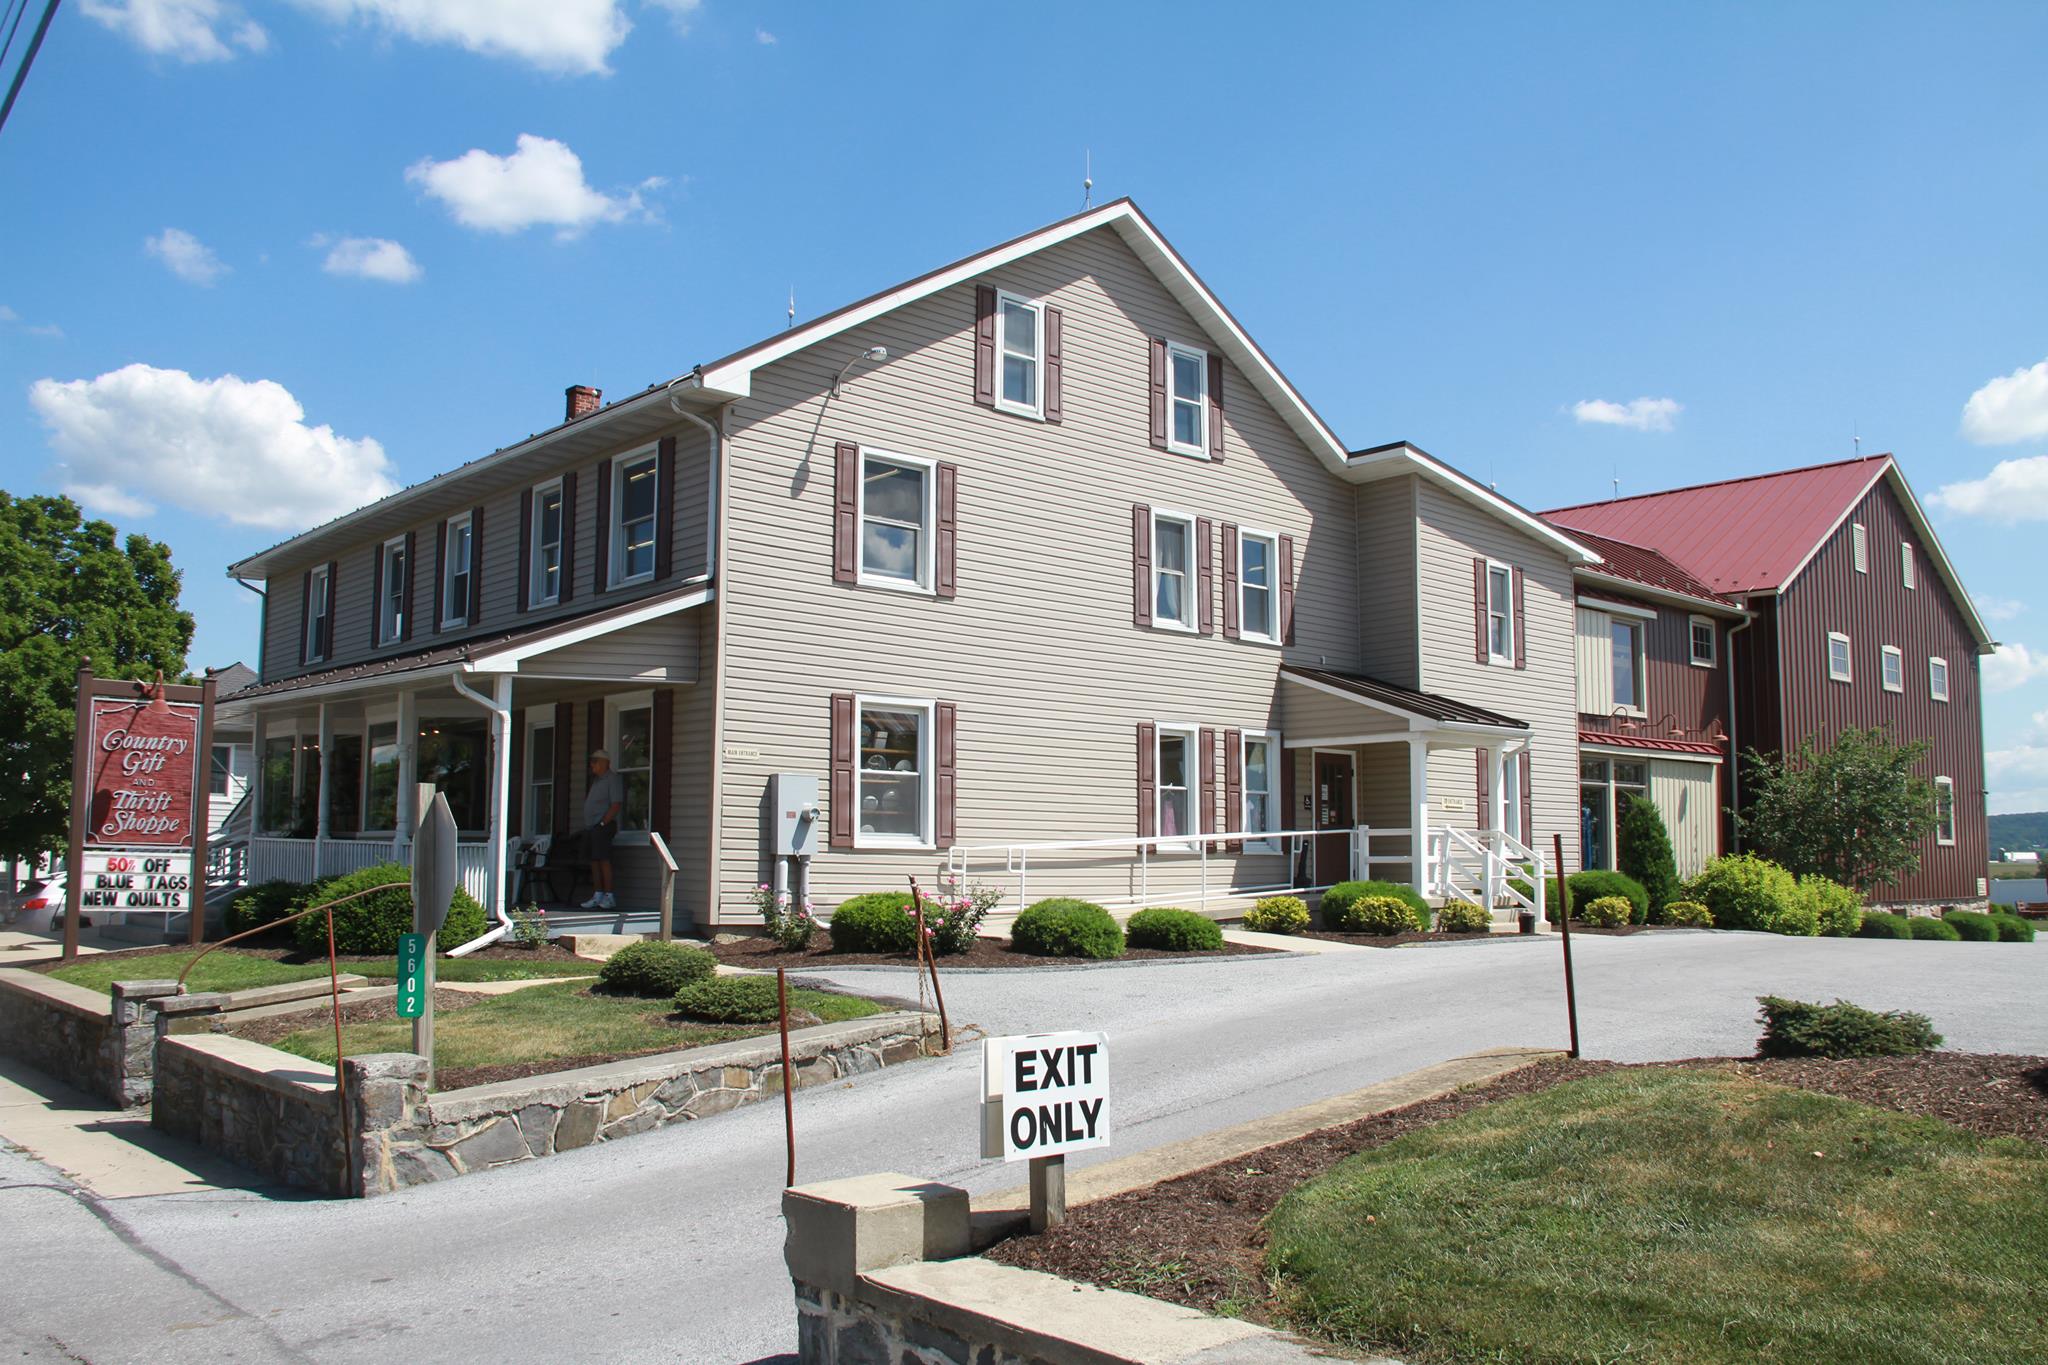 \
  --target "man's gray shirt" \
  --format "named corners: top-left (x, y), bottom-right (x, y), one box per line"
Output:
top-left (584, 770), bottom-right (626, 826)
